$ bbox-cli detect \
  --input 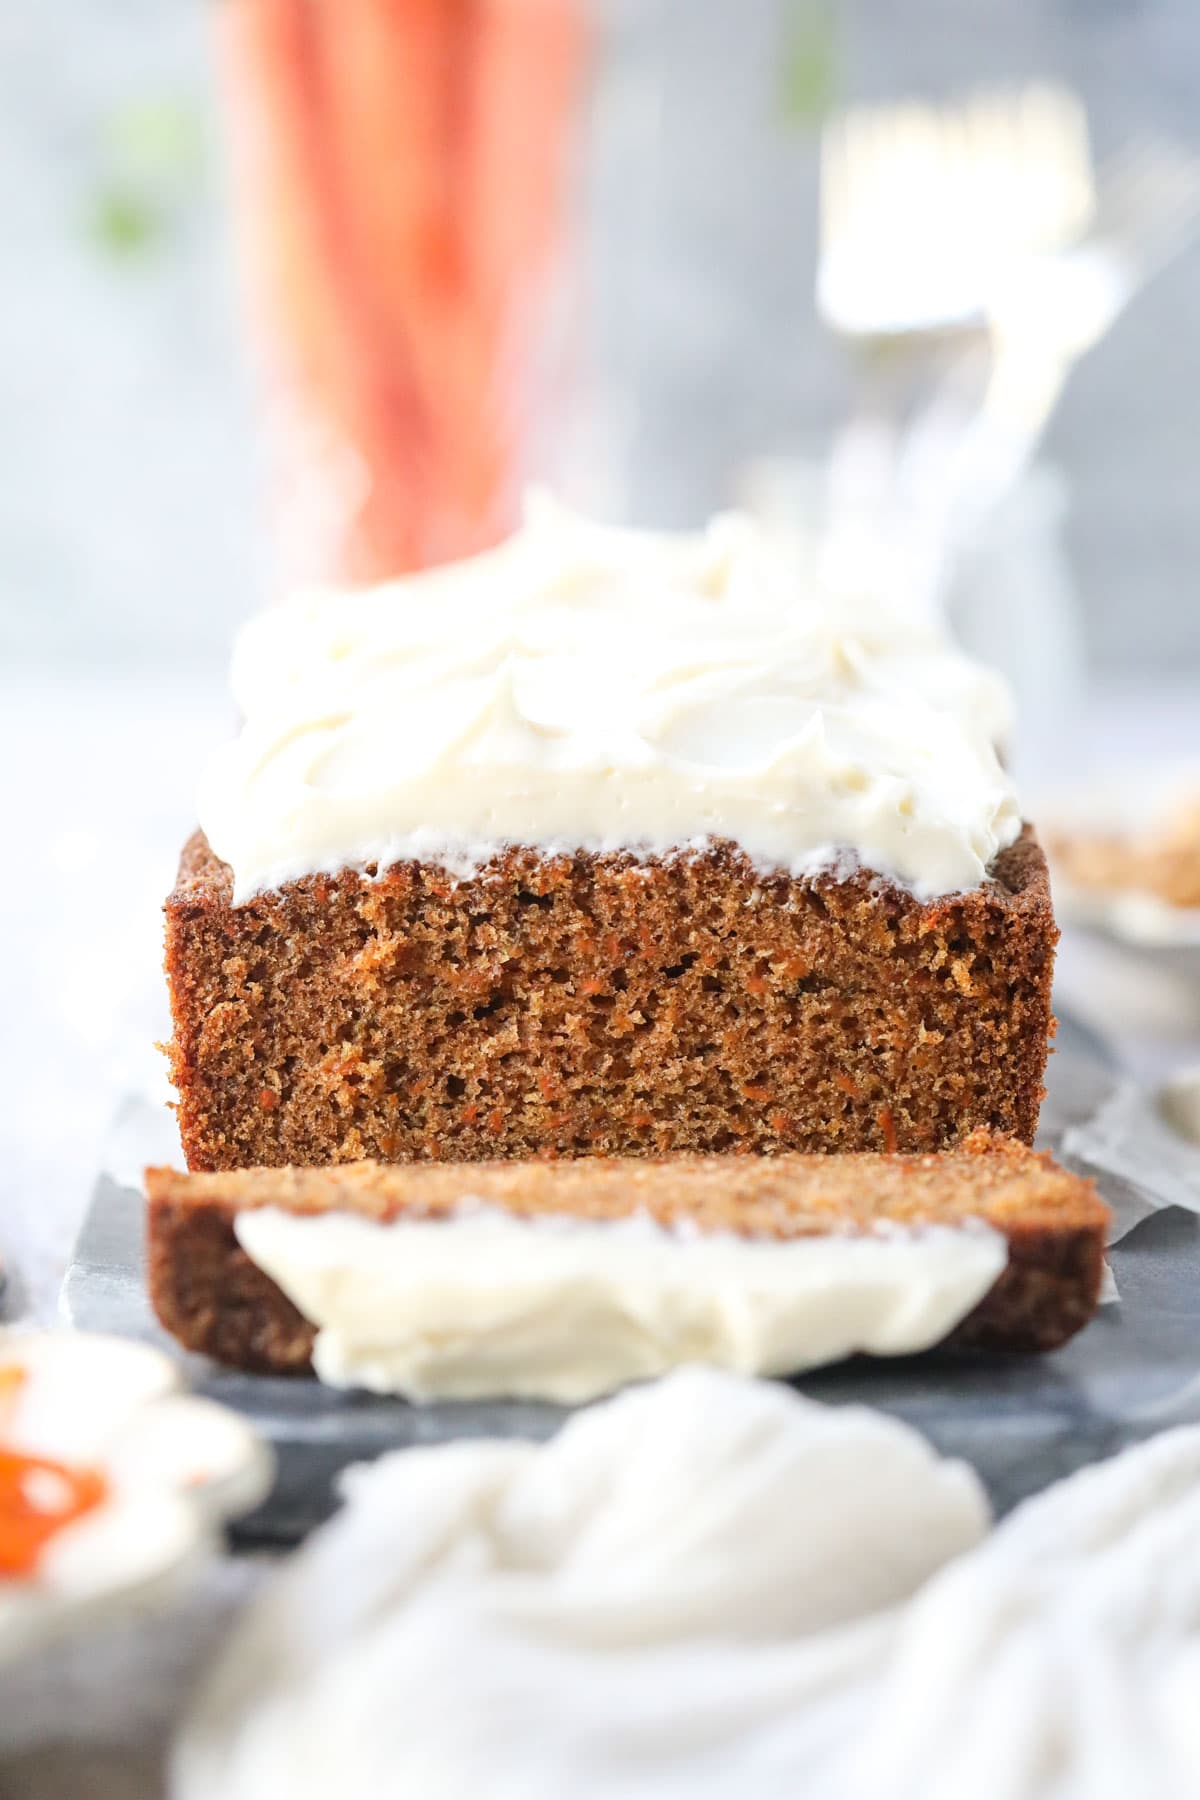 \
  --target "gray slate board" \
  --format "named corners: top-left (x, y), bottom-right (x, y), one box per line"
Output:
top-left (61, 1023), bottom-right (1200, 1541)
